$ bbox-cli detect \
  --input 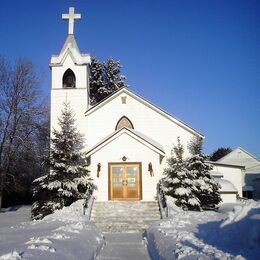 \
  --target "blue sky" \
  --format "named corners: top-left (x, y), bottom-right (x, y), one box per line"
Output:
top-left (0, 0), bottom-right (259, 157)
